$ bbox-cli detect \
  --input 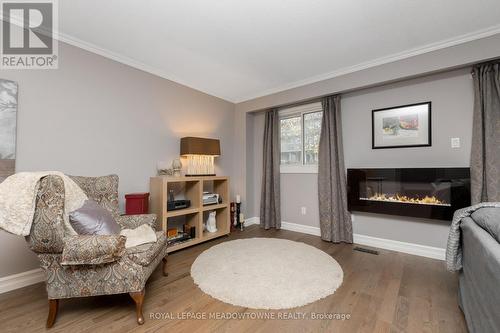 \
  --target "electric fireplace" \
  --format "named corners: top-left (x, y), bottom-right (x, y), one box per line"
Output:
top-left (347, 168), bottom-right (470, 220)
